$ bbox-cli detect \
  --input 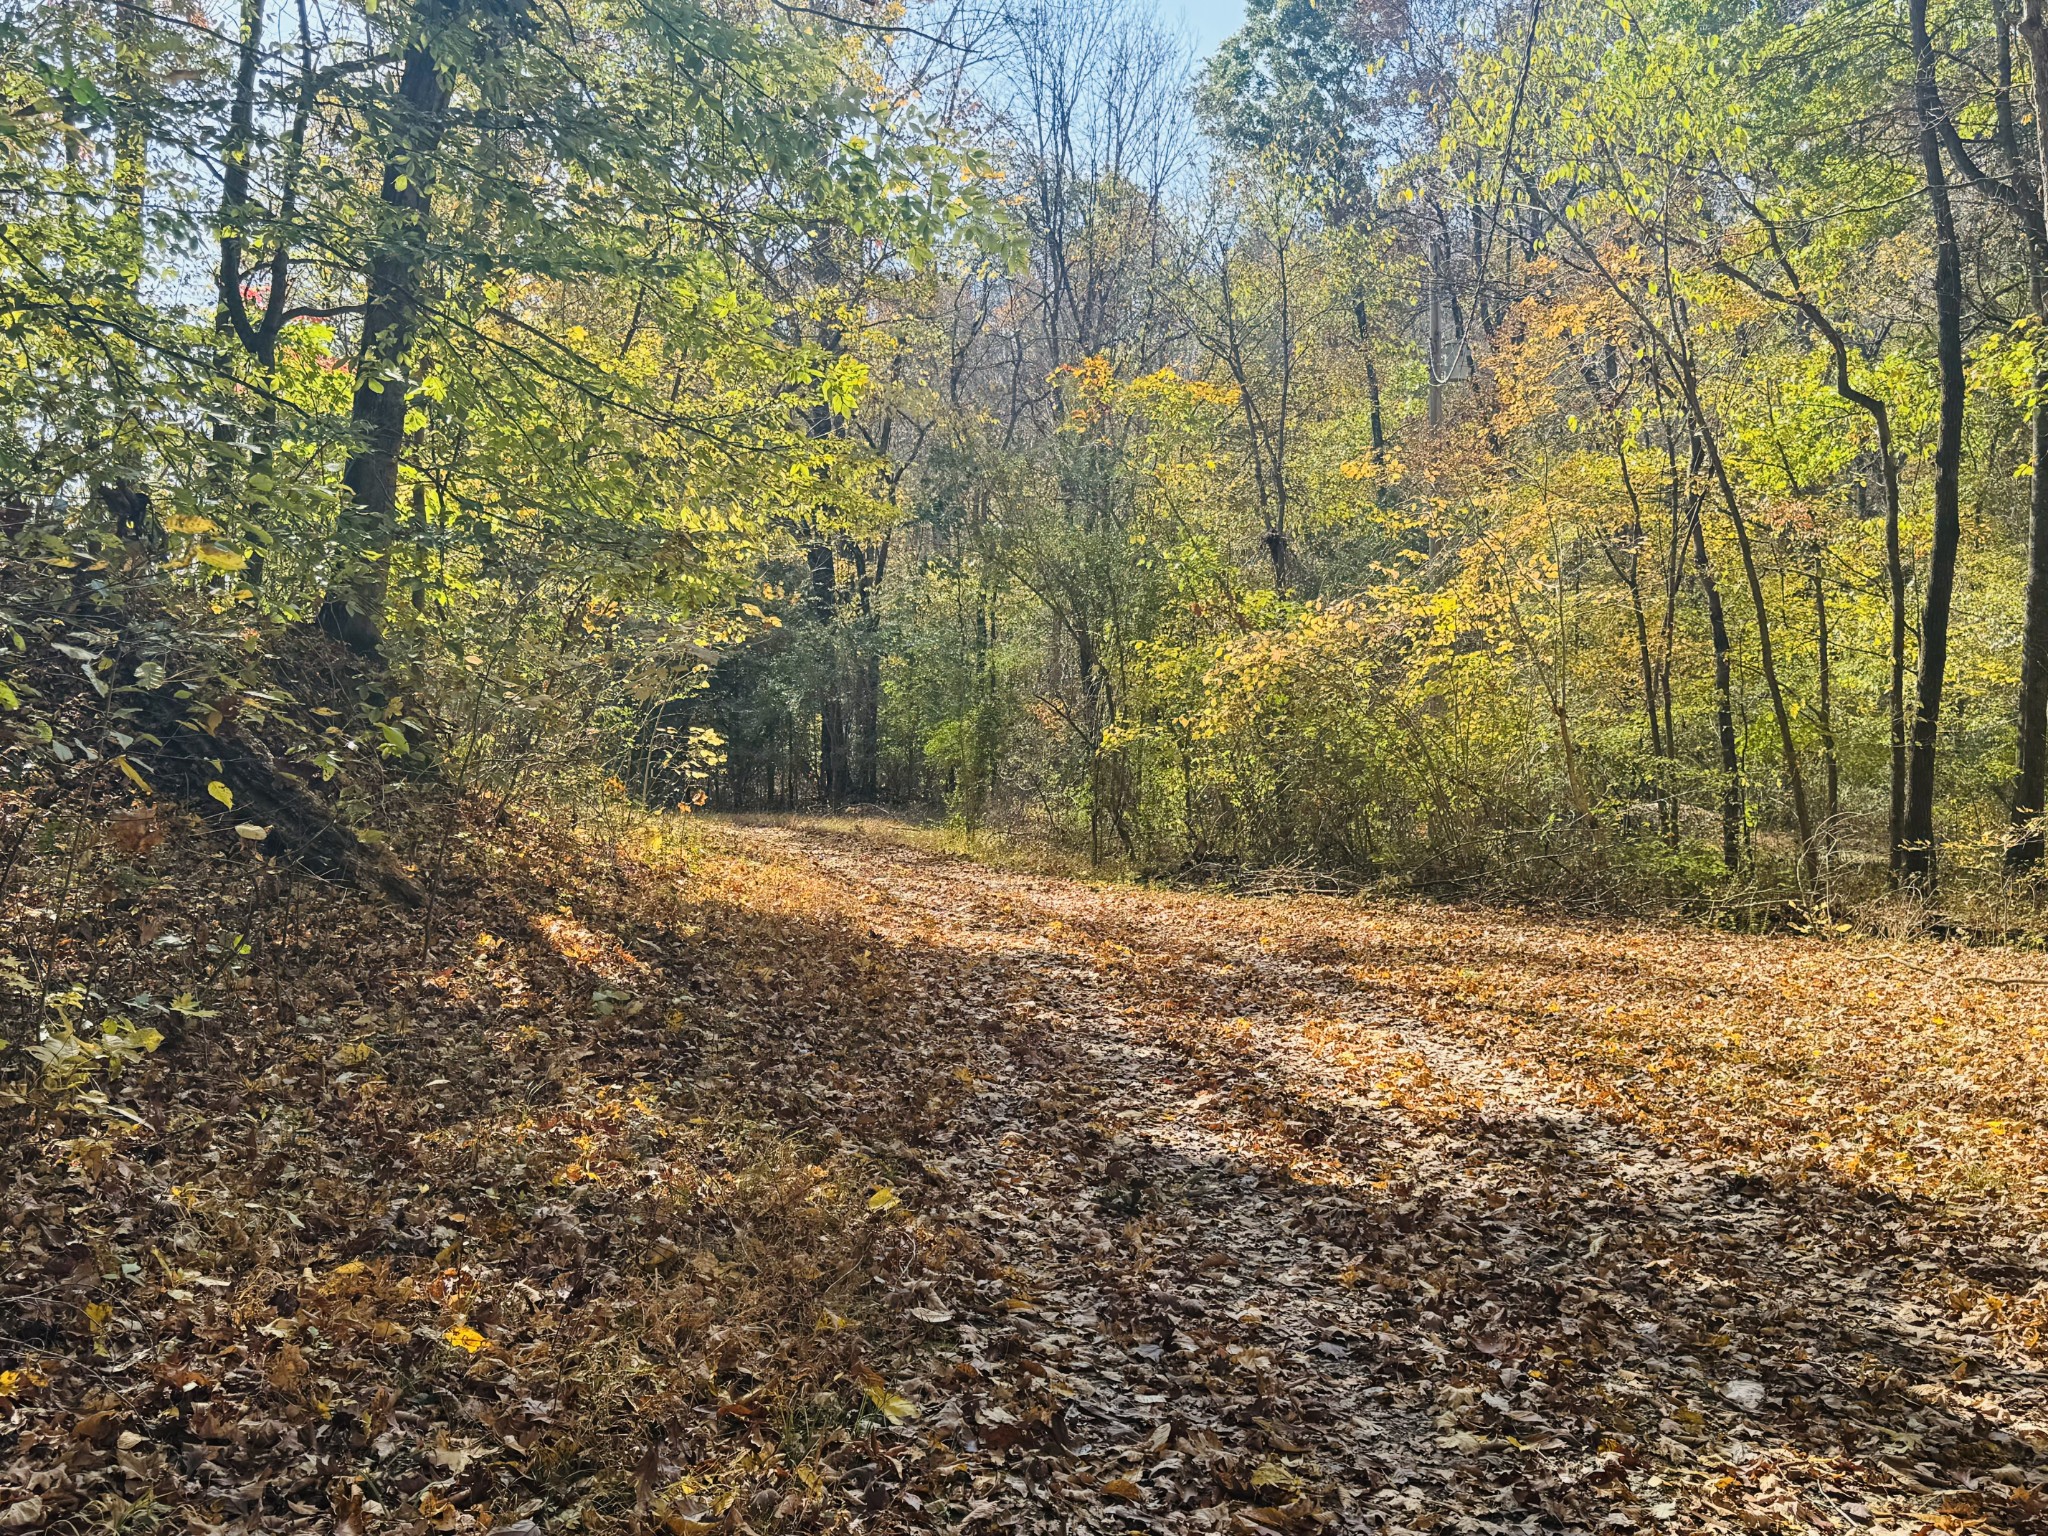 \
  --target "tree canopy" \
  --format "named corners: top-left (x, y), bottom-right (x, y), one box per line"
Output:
top-left (12, 0), bottom-right (2048, 912)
